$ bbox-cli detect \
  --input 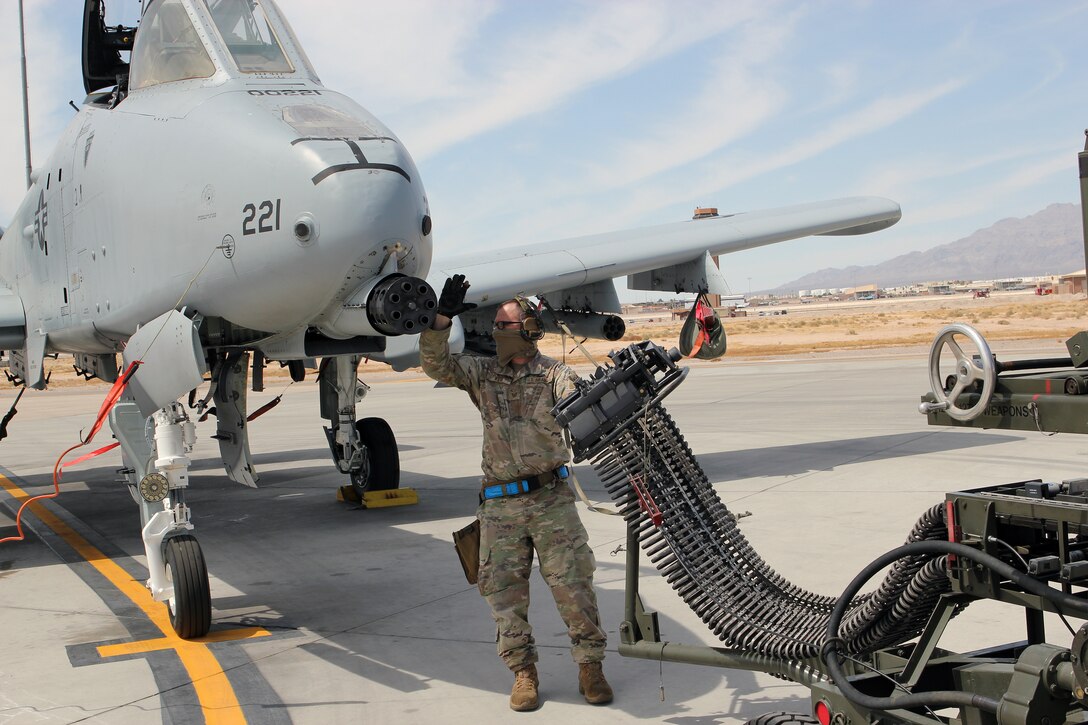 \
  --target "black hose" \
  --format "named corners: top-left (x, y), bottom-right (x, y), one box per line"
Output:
top-left (823, 539), bottom-right (1088, 715)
